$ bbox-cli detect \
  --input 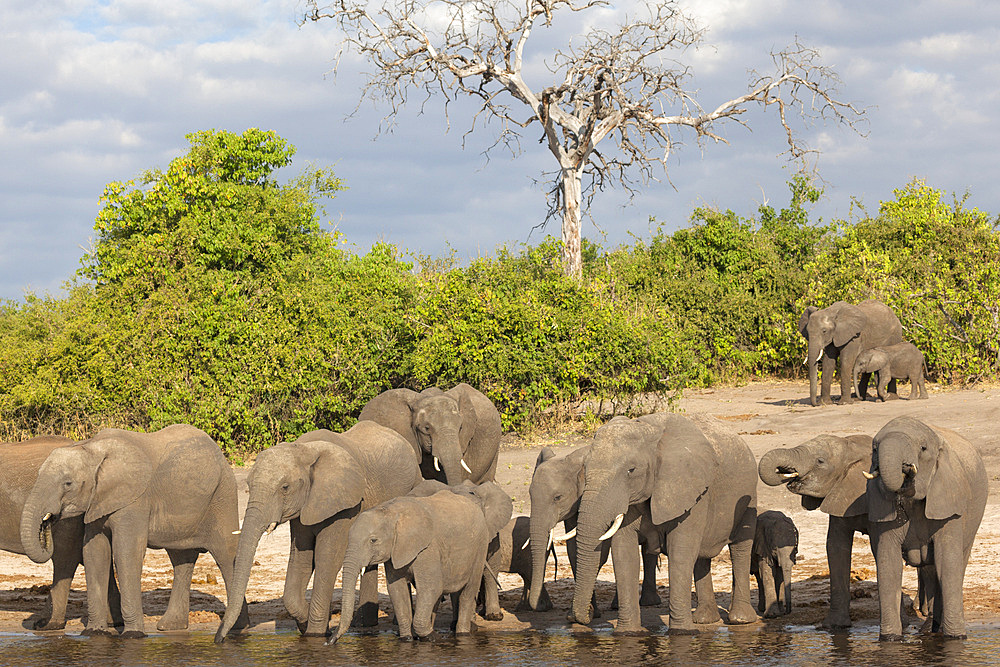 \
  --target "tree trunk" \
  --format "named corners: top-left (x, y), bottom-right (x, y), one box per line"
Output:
top-left (560, 166), bottom-right (583, 280)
